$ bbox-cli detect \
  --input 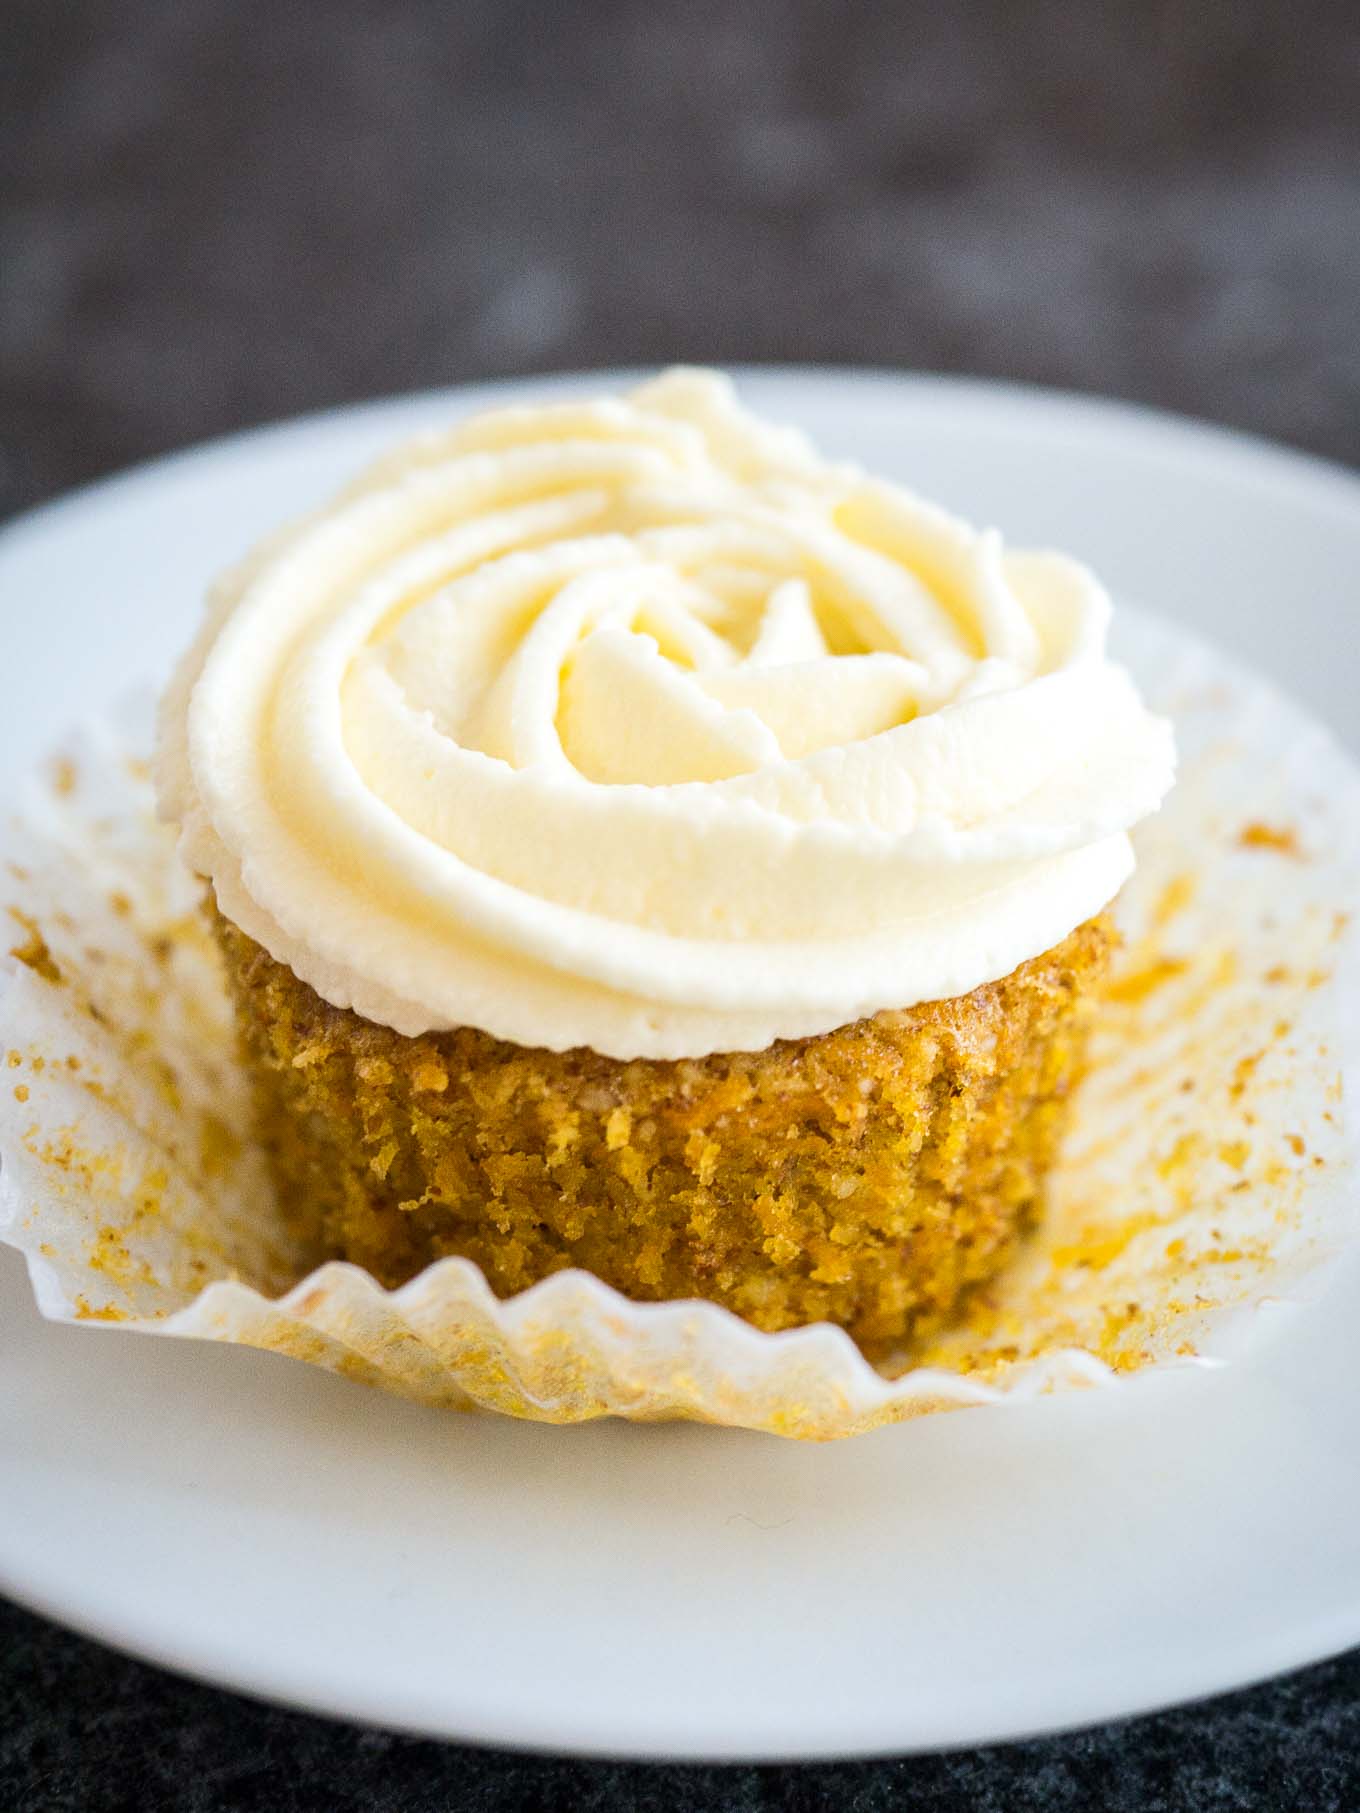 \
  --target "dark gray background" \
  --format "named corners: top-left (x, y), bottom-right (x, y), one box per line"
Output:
top-left (3, 1), bottom-right (1360, 1807)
